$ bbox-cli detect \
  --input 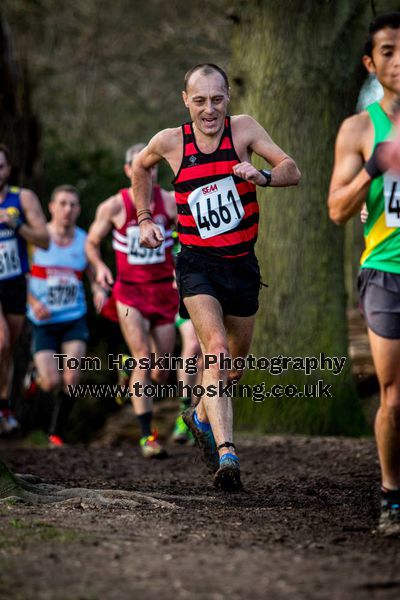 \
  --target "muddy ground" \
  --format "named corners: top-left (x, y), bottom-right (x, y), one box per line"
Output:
top-left (1, 434), bottom-right (400, 600)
